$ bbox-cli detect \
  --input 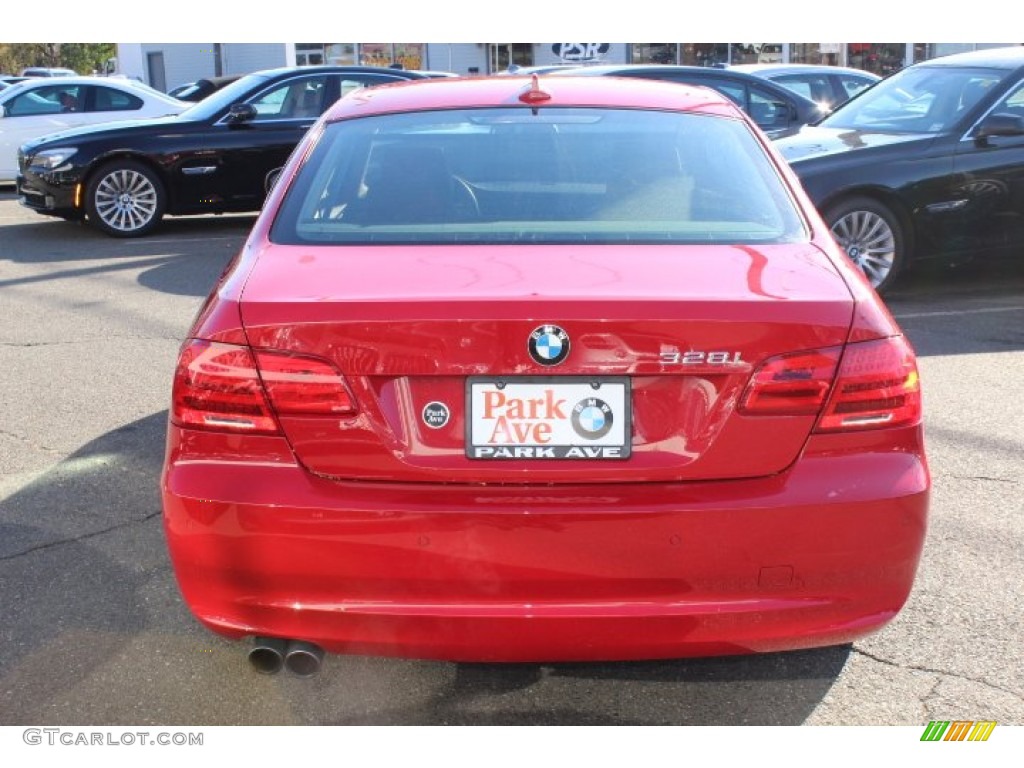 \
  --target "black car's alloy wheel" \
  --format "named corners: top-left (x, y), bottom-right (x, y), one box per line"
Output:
top-left (86, 160), bottom-right (166, 238)
top-left (826, 196), bottom-right (905, 294)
